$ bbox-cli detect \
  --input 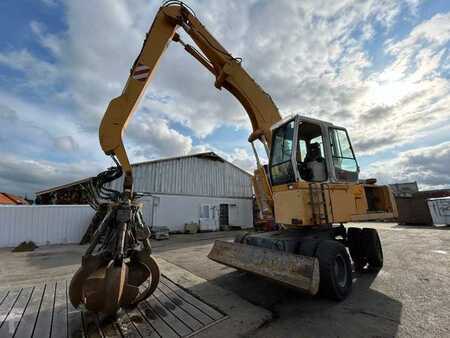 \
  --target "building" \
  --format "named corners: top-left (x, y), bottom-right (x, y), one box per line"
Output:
top-left (36, 177), bottom-right (95, 205)
top-left (36, 152), bottom-right (254, 232)
top-left (0, 192), bottom-right (29, 205)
